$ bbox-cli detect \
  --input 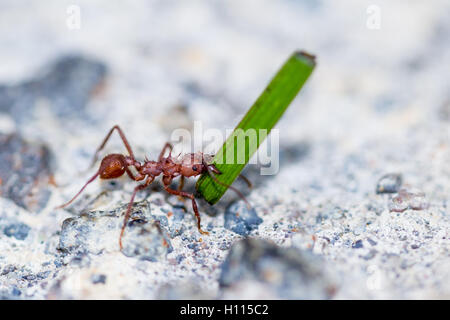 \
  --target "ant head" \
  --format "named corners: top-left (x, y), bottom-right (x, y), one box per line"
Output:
top-left (179, 153), bottom-right (206, 177)
top-left (99, 154), bottom-right (127, 179)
